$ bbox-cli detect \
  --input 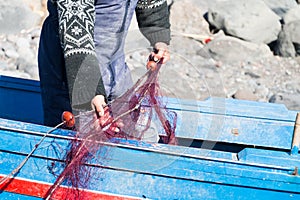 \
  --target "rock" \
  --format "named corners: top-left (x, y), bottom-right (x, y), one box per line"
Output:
top-left (0, 70), bottom-right (31, 79)
top-left (283, 5), bottom-right (300, 24)
top-left (170, 0), bottom-right (211, 36)
top-left (206, 0), bottom-right (281, 44)
top-left (5, 49), bottom-right (19, 59)
top-left (269, 93), bottom-right (300, 110)
top-left (200, 35), bottom-right (273, 64)
top-left (274, 26), bottom-right (296, 57)
top-left (0, 0), bottom-right (41, 34)
top-left (232, 88), bottom-right (259, 101)
top-left (0, 60), bottom-right (9, 70)
top-left (262, 0), bottom-right (297, 18)
top-left (25, 64), bottom-right (39, 80)
top-left (16, 37), bottom-right (31, 49)
top-left (275, 20), bottom-right (300, 57)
